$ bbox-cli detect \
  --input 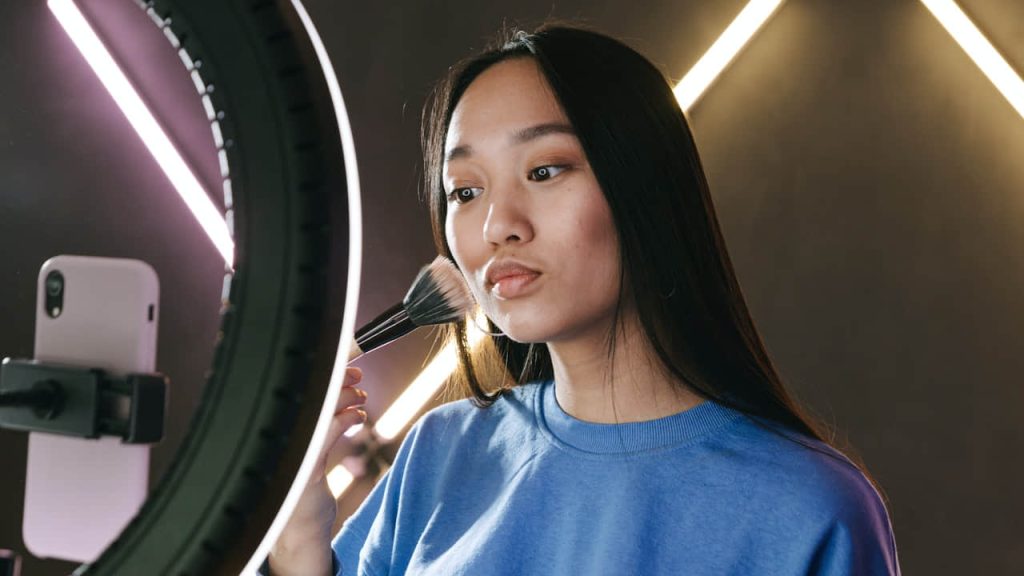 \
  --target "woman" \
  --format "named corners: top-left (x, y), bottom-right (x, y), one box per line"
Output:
top-left (269, 25), bottom-right (900, 576)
